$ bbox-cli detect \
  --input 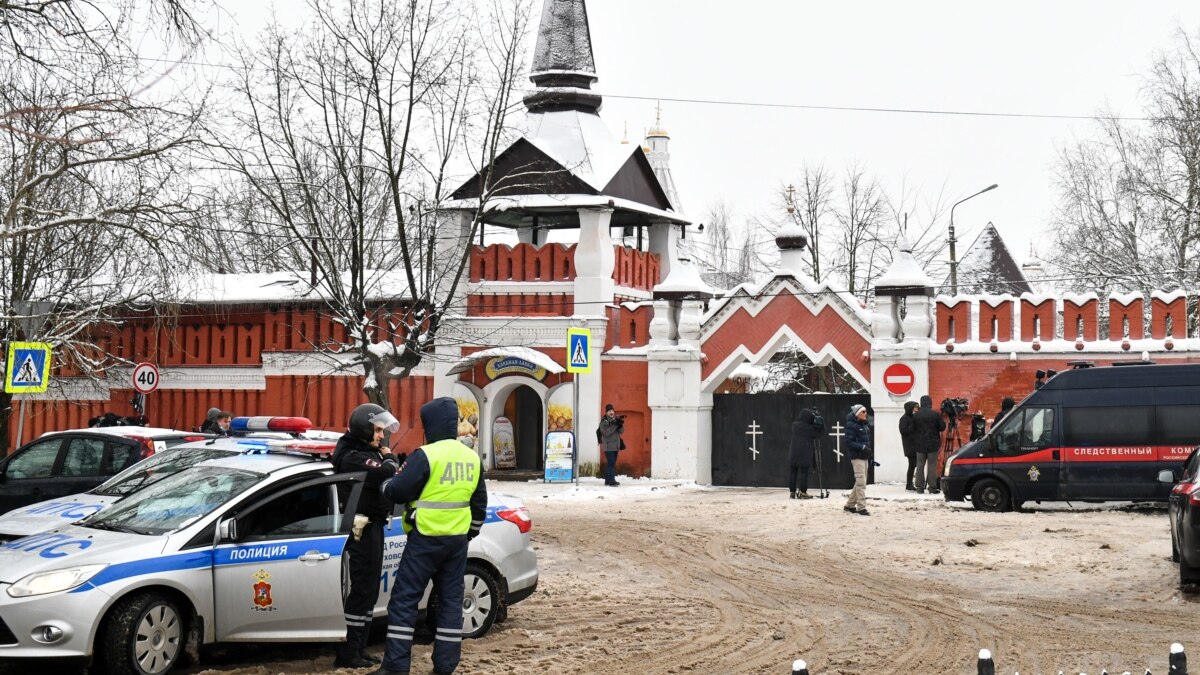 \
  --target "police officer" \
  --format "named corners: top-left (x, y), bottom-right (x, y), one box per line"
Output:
top-left (373, 397), bottom-right (486, 675)
top-left (333, 403), bottom-right (402, 669)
